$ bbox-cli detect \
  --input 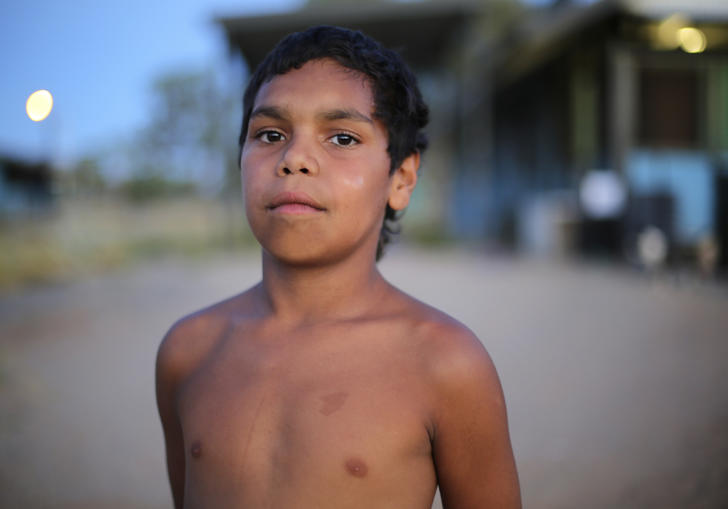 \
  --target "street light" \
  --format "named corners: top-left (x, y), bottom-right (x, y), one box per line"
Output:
top-left (26, 89), bottom-right (54, 122)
